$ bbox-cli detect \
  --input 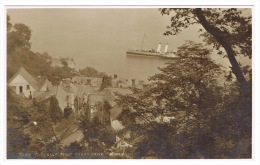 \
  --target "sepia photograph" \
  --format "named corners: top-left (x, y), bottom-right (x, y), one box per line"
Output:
top-left (5, 7), bottom-right (253, 159)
